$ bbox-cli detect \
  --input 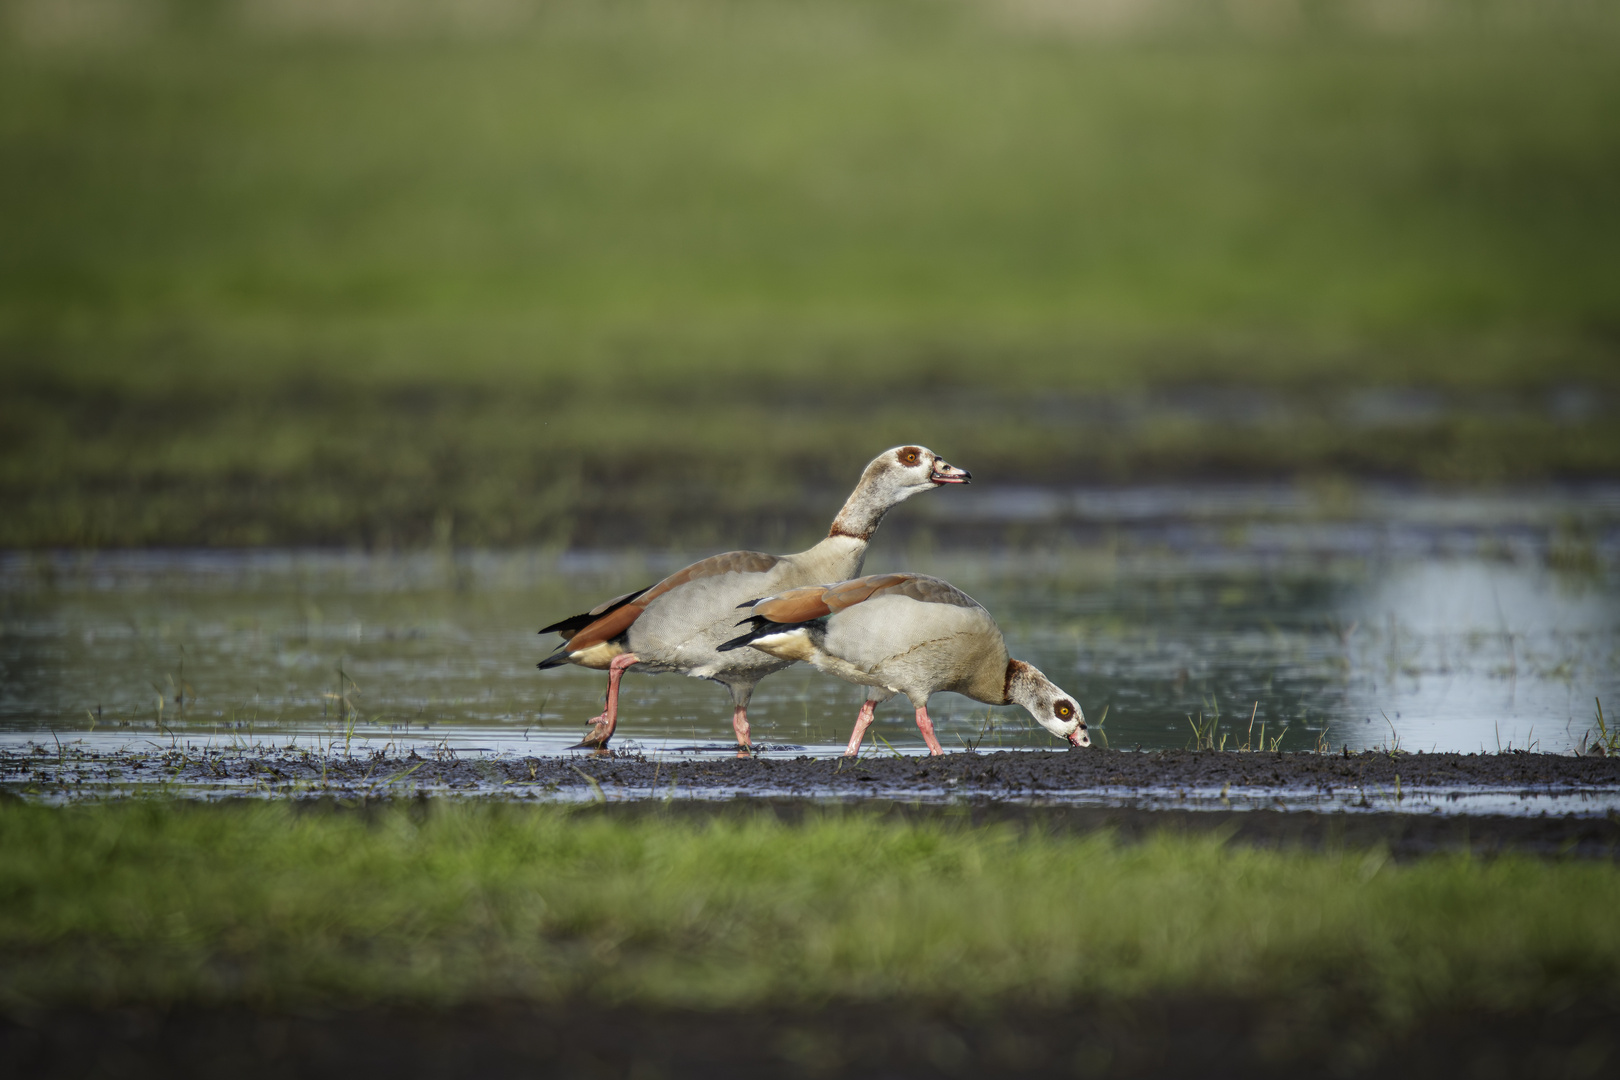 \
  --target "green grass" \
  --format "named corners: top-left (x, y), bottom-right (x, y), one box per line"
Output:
top-left (3, 1), bottom-right (1619, 545)
top-left (6, 0), bottom-right (1620, 387)
top-left (2, 801), bottom-right (1617, 1020)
